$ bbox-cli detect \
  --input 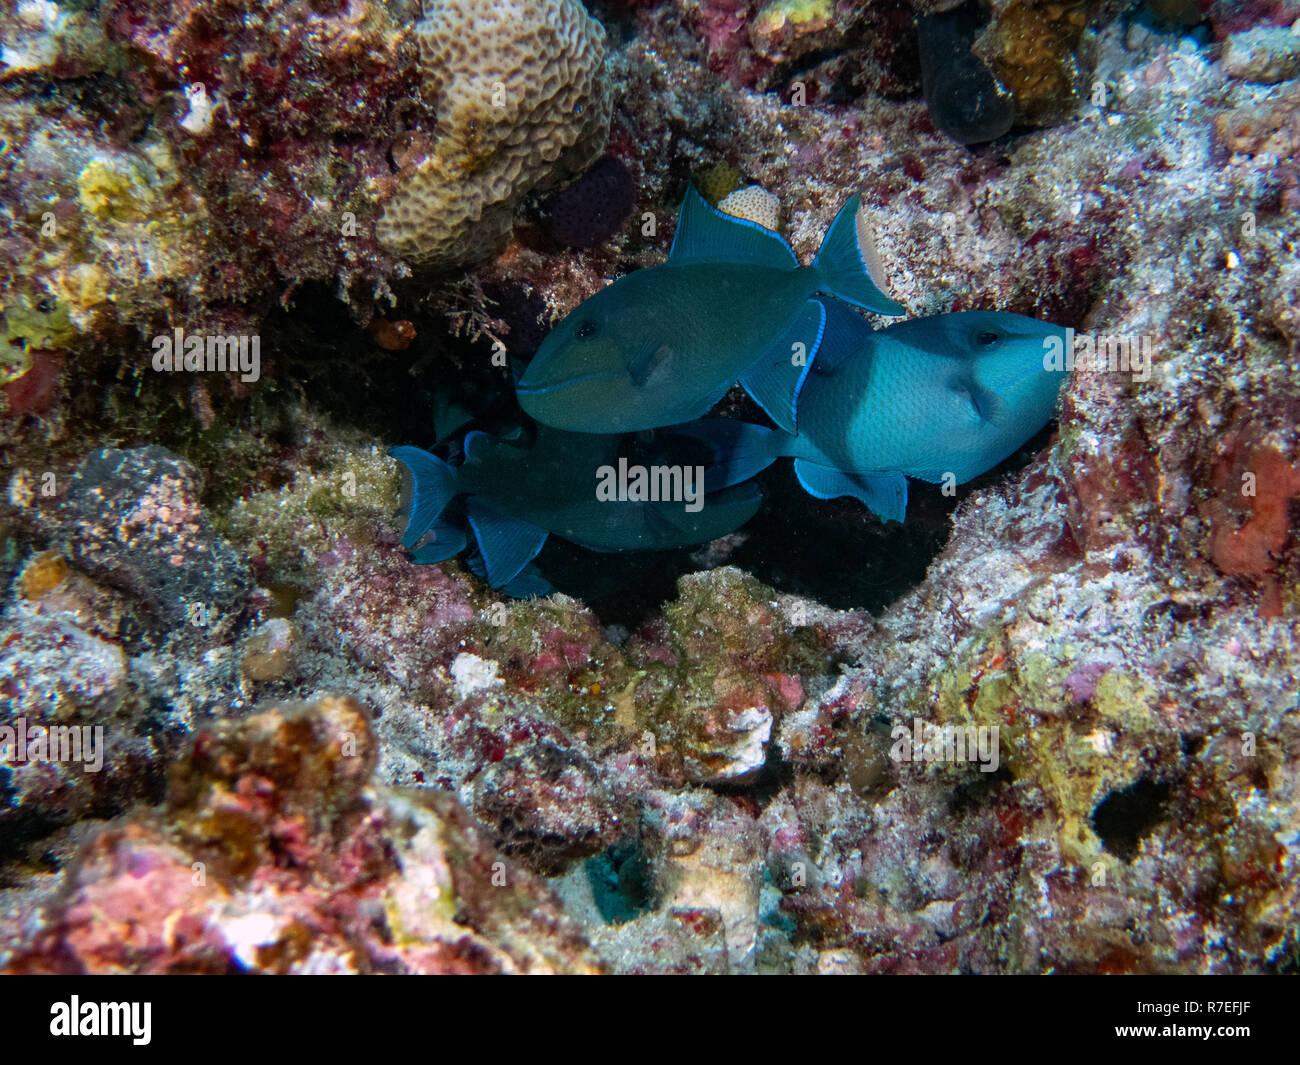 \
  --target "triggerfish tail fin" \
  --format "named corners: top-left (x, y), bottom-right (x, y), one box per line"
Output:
top-left (811, 196), bottom-right (906, 316)
top-left (668, 185), bottom-right (799, 270)
top-left (738, 299), bottom-right (826, 433)
top-left (664, 418), bottom-right (786, 494)
top-left (793, 459), bottom-right (909, 524)
top-left (466, 497), bottom-right (549, 588)
top-left (390, 445), bottom-right (459, 549)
